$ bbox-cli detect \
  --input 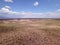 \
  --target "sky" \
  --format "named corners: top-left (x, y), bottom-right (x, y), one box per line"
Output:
top-left (0, 0), bottom-right (60, 18)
